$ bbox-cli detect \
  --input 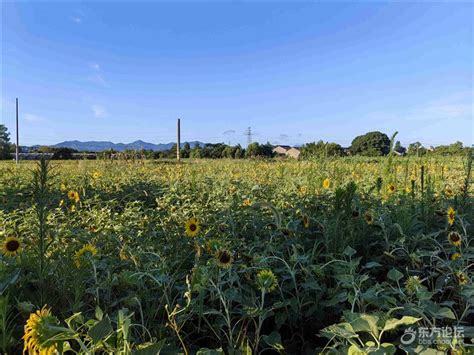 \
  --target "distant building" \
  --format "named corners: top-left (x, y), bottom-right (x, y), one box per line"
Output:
top-left (272, 145), bottom-right (300, 159)
top-left (286, 147), bottom-right (301, 159)
top-left (273, 145), bottom-right (292, 156)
